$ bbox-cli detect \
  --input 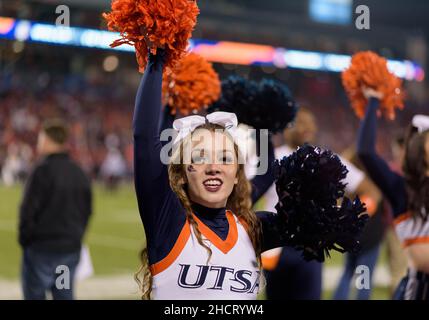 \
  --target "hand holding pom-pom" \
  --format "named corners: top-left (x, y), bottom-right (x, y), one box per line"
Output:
top-left (163, 53), bottom-right (221, 116)
top-left (342, 51), bottom-right (404, 120)
top-left (362, 86), bottom-right (384, 100)
top-left (103, 0), bottom-right (200, 73)
top-left (273, 144), bottom-right (369, 262)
